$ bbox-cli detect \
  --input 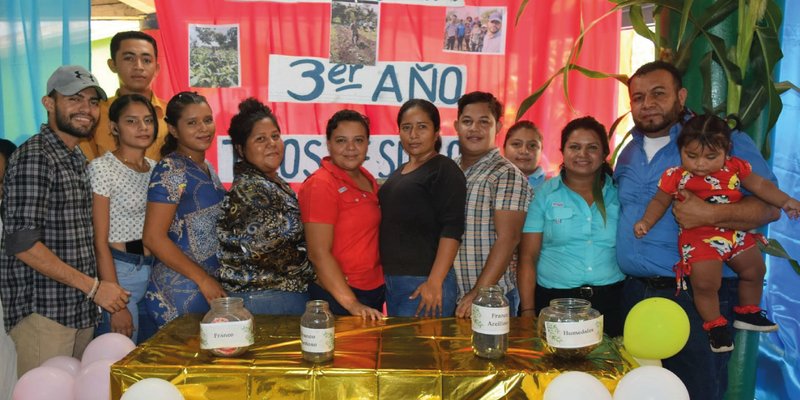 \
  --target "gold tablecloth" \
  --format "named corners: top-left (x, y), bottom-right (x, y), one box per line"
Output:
top-left (110, 315), bottom-right (633, 399)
